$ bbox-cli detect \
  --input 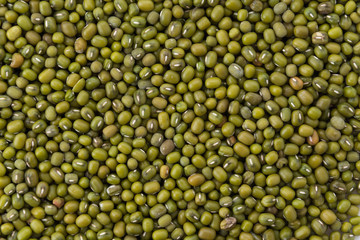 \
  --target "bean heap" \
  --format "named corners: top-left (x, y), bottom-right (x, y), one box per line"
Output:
top-left (1, 0), bottom-right (360, 239)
